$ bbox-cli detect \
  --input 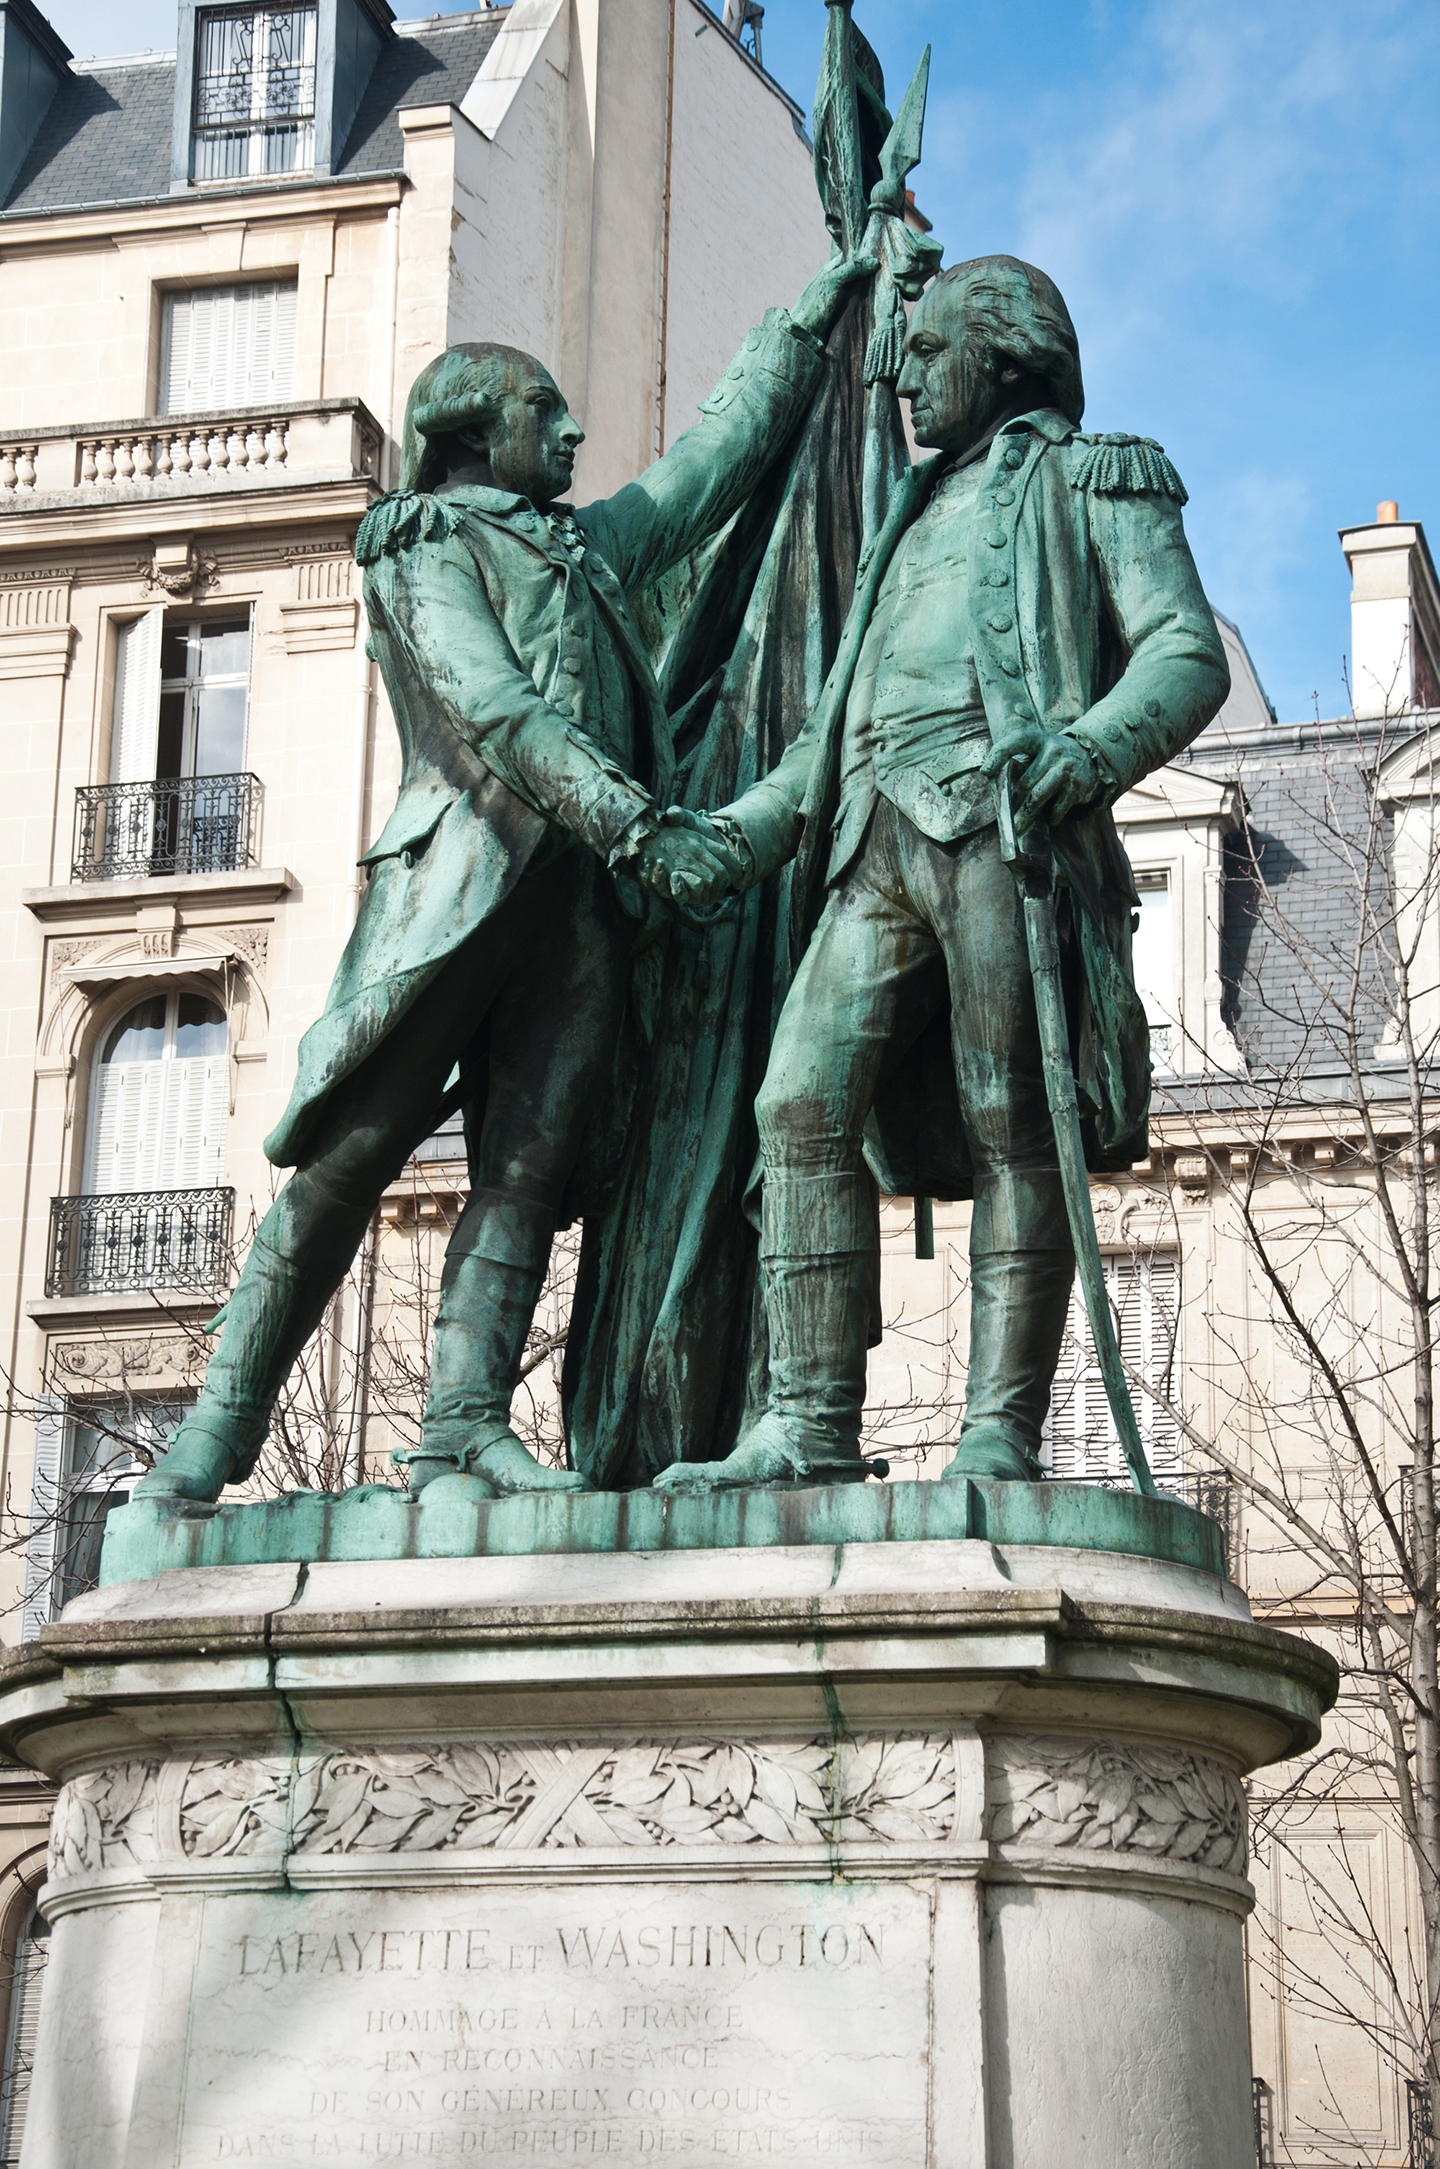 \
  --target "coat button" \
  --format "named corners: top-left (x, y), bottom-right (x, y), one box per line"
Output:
top-left (1143, 698), bottom-right (1162, 717)
top-left (401, 848), bottom-right (415, 871)
top-left (1004, 446), bottom-right (1025, 468)
top-left (988, 614), bottom-right (1014, 632)
top-left (987, 570), bottom-right (1011, 586)
top-left (1002, 660), bottom-right (1022, 678)
top-left (986, 532), bottom-right (1007, 549)
top-left (993, 489), bottom-right (1015, 506)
